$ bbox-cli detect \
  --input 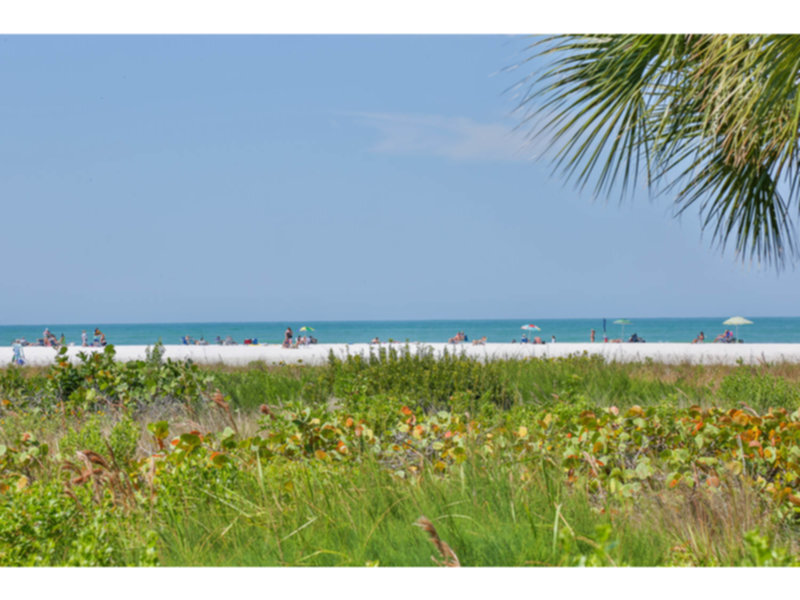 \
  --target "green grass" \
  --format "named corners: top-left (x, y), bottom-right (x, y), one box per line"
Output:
top-left (3, 351), bottom-right (800, 566)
